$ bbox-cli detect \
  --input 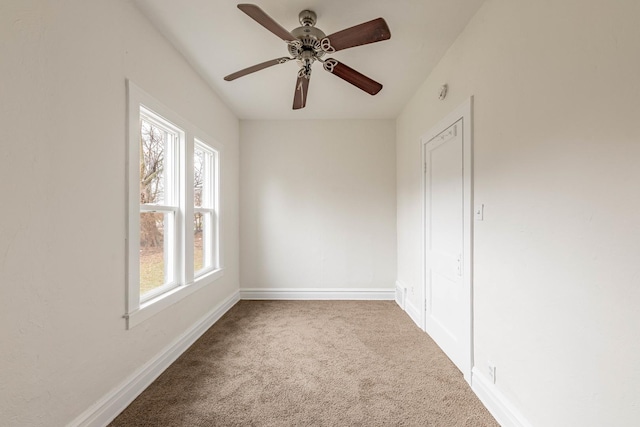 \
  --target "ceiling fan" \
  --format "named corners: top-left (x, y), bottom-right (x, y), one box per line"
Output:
top-left (224, 4), bottom-right (391, 110)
